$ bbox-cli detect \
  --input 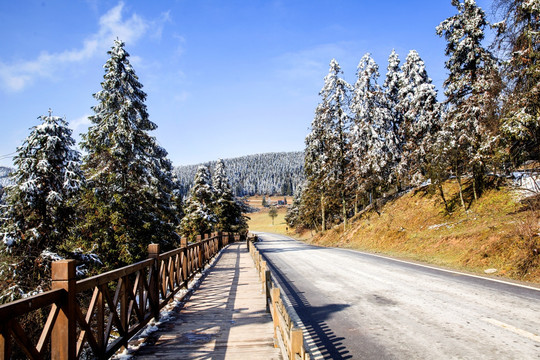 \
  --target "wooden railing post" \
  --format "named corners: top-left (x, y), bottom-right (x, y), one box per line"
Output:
top-left (264, 270), bottom-right (271, 313)
top-left (198, 243), bottom-right (203, 270)
top-left (217, 231), bottom-right (223, 250)
top-left (148, 244), bottom-right (161, 321)
top-left (271, 287), bottom-right (280, 345)
top-left (51, 260), bottom-right (76, 360)
top-left (290, 327), bottom-right (303, 358)
top-left (0, 322), bottom-right (10, 360)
